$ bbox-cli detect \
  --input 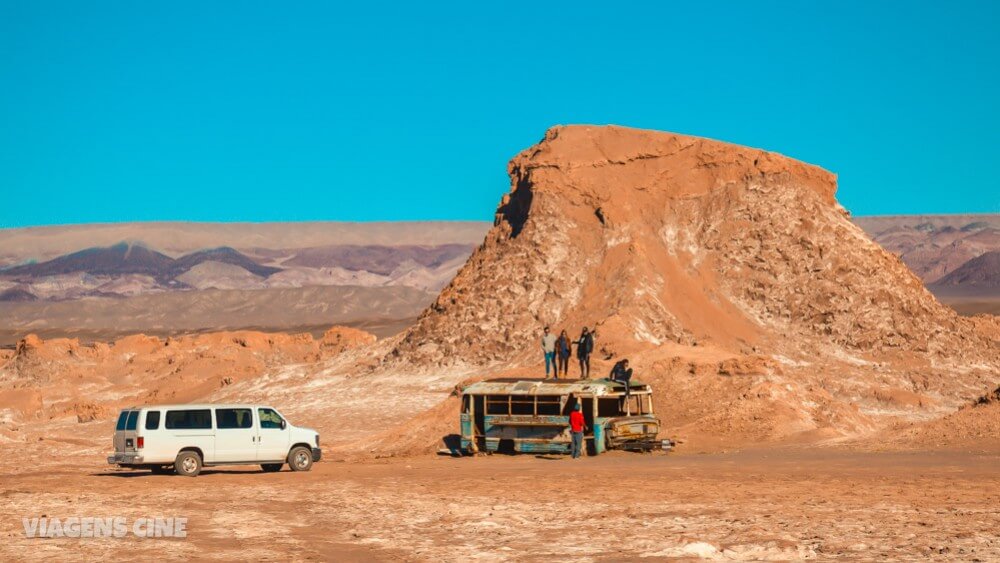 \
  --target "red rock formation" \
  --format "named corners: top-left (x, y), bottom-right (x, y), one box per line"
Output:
top-left (0, 328), bottom-right (378, 423)
top-left (384, 125), bottom-right (998, 445)
top-left (393, 125), bottom-right (993, 367)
